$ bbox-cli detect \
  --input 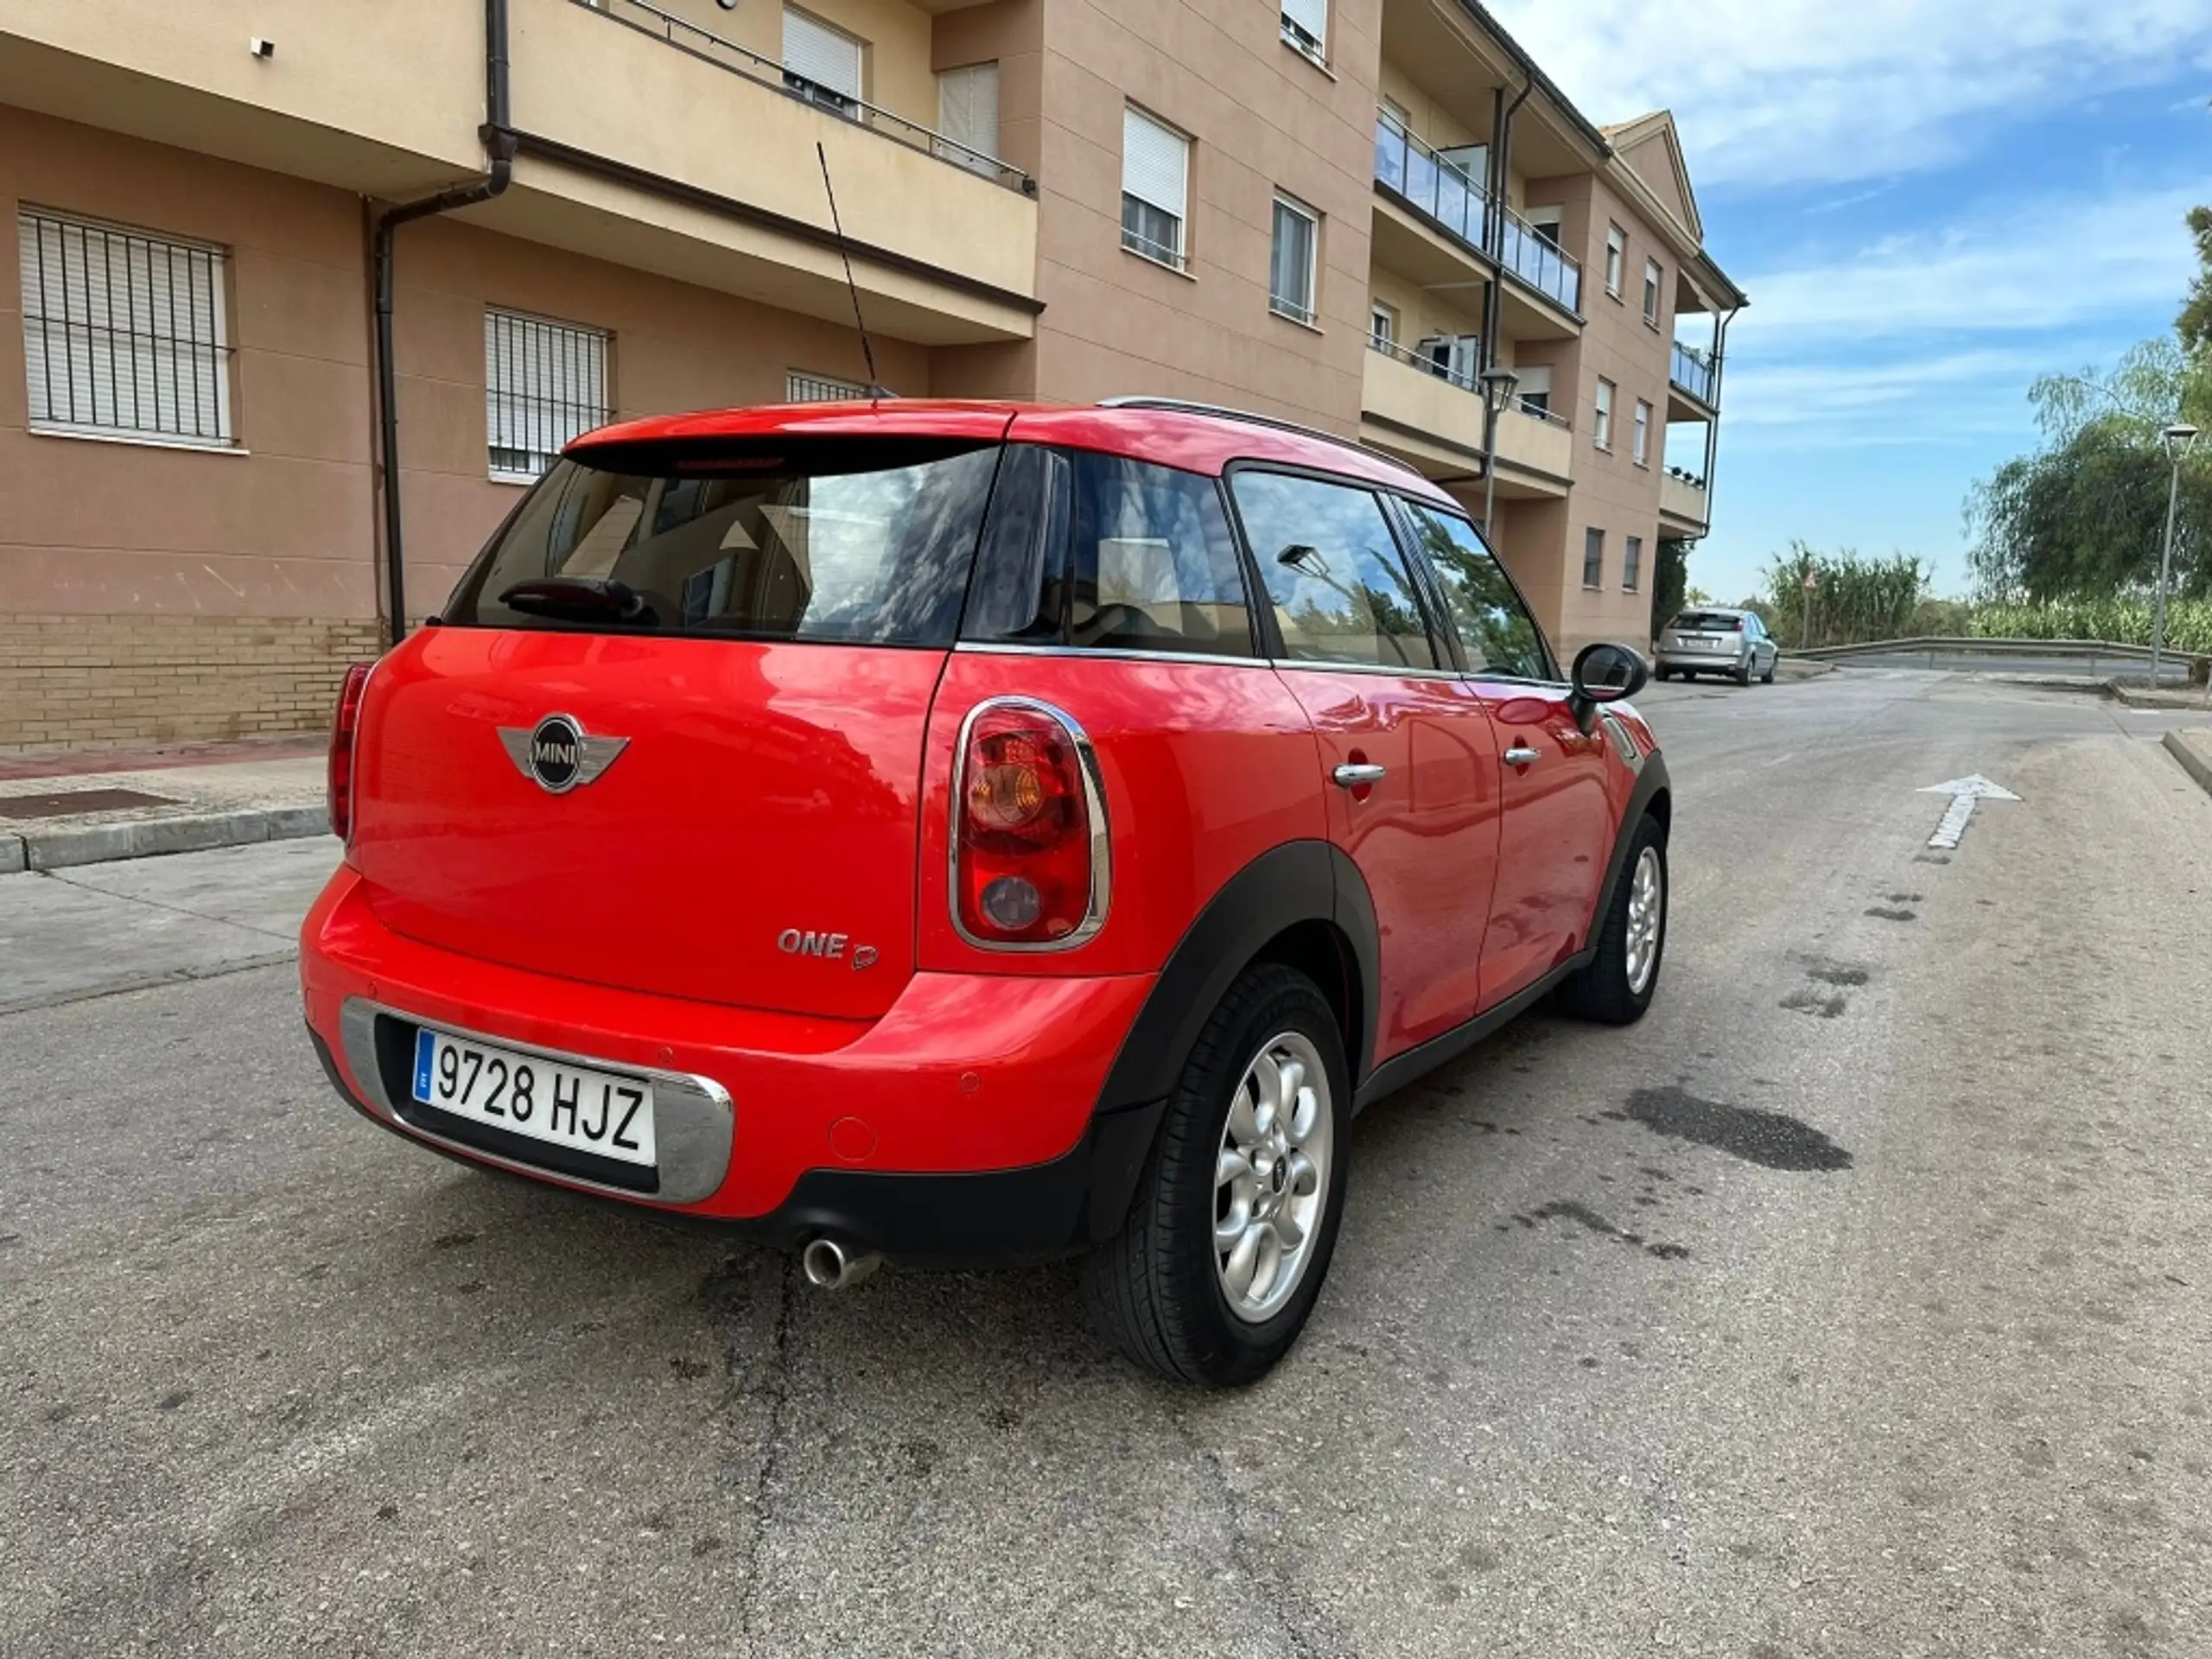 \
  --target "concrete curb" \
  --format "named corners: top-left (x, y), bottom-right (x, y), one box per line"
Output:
top-left (2165, 729), bottom-right (2212, 800)
top-left (2112, 683), bottom-right (2212, 711)
top-left (3, 804), bottom-right (330, 874)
